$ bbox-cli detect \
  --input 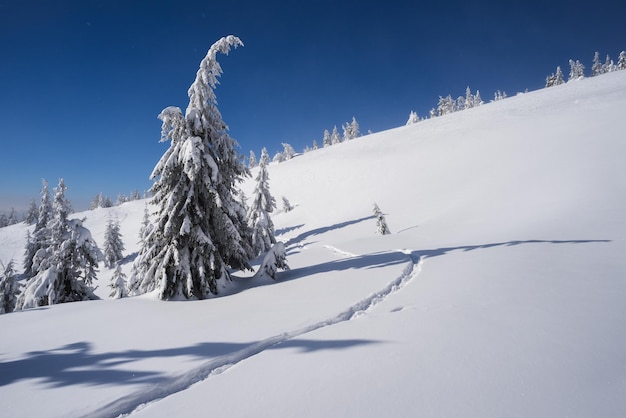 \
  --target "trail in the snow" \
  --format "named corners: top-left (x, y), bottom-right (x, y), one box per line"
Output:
top-left (96, 246), bottom-right (422, 418)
